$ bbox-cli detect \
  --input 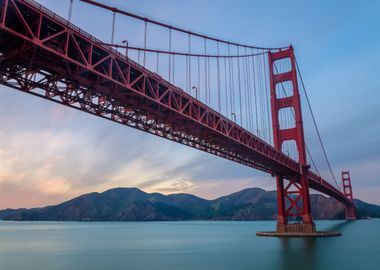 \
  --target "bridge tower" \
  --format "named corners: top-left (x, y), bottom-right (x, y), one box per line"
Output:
top-left (342, 171), bottom-right (356, 220)
top-left (268, 46), bottom-right (315, 234)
